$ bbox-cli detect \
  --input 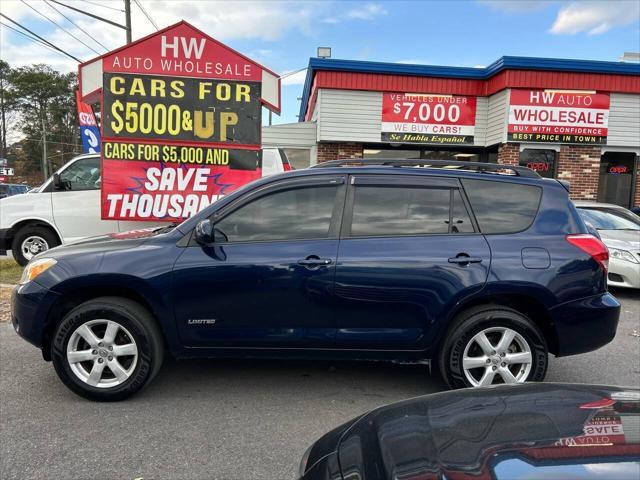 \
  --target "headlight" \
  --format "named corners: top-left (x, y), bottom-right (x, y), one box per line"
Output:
top-left (609, 248), bottom-right (639, 264)
top-left (20, 258), bottom-right (57, 284)
top-left (298, 443), bottom-right (314, 477)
